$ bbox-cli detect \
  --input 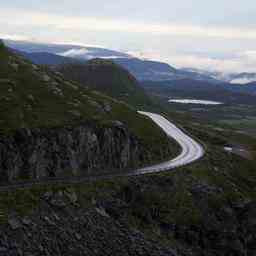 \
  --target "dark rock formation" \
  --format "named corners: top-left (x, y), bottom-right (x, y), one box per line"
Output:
top-left (0, 122), bottom-right (161, 182)
top-left (1, 189), bottom-right (177, 256)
